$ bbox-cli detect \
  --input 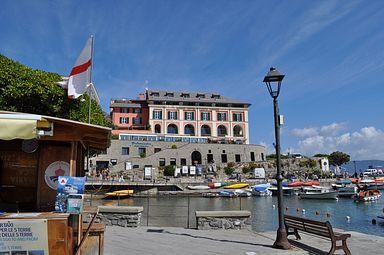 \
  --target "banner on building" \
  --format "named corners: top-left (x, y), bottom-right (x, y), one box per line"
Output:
top-left (144, 167), bottom-right (152, 179)
top-left (0, 219), bottom-right (49, 254)
top-left (189, 166), bottom-right (196, 175)
top-left (182, 166), bottom-right (189, 175)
